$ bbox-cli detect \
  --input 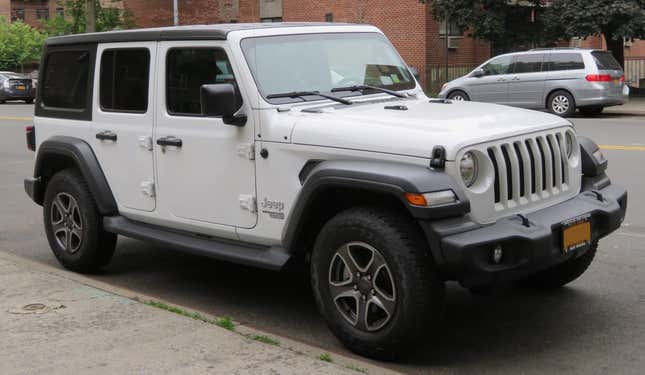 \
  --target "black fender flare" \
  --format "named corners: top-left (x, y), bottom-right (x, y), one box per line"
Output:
top-left (282, 159), bottom-right (470, 253)
top-left (31, 136), bottom-right (118, 215)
